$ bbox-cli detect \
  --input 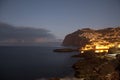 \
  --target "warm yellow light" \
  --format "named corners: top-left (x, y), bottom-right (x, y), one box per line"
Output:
top-left (95, 45), bottom-right (109, 49)
top-left (81, 45), bottom-right (94, 50)
top-left (81, 51), bottom-right (84, 53)
top-left (117, 44), bottom-right (120, 48)
top-left (80, 40), bottom-right (120, 54)
top-left (105, 50), bottom-right (108, 52)
top-left (95, 50), bottom-right (108, 53)
top-left (95, 50), bottom-right (99, 53)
